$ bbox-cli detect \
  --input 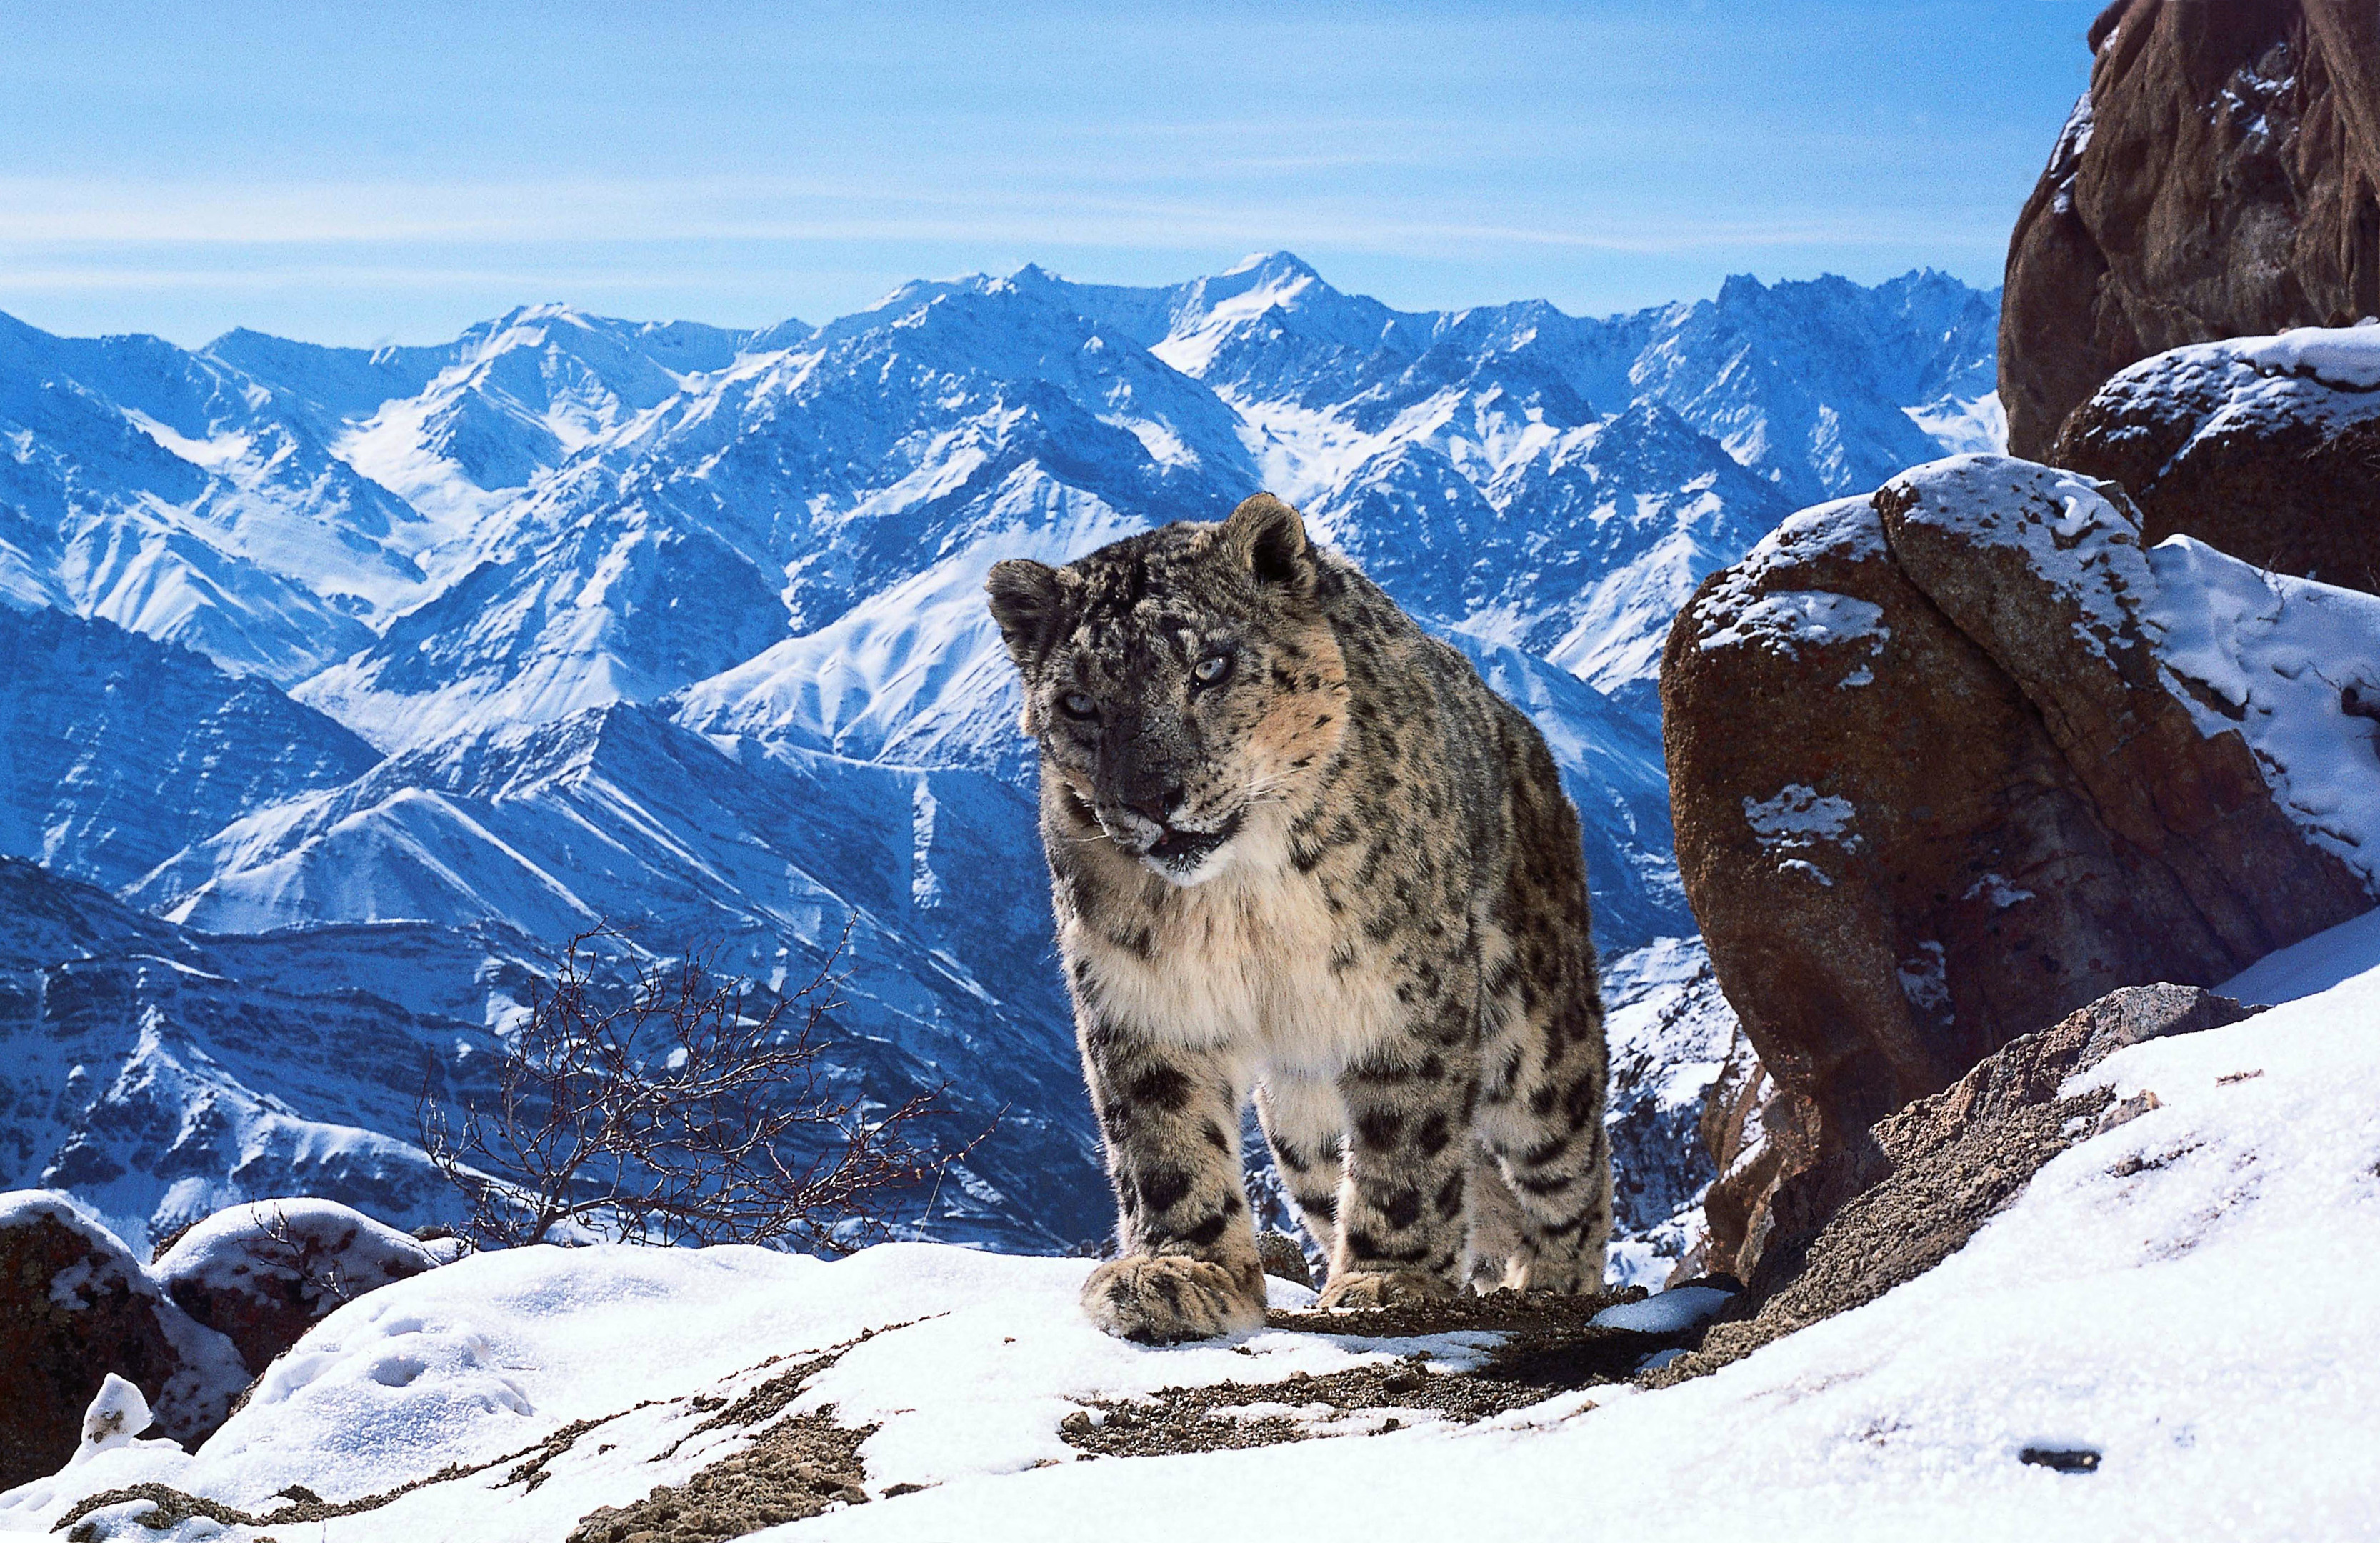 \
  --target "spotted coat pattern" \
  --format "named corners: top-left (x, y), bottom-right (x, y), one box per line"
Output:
top-left (986, 494), bottom-right (1609, 1343)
